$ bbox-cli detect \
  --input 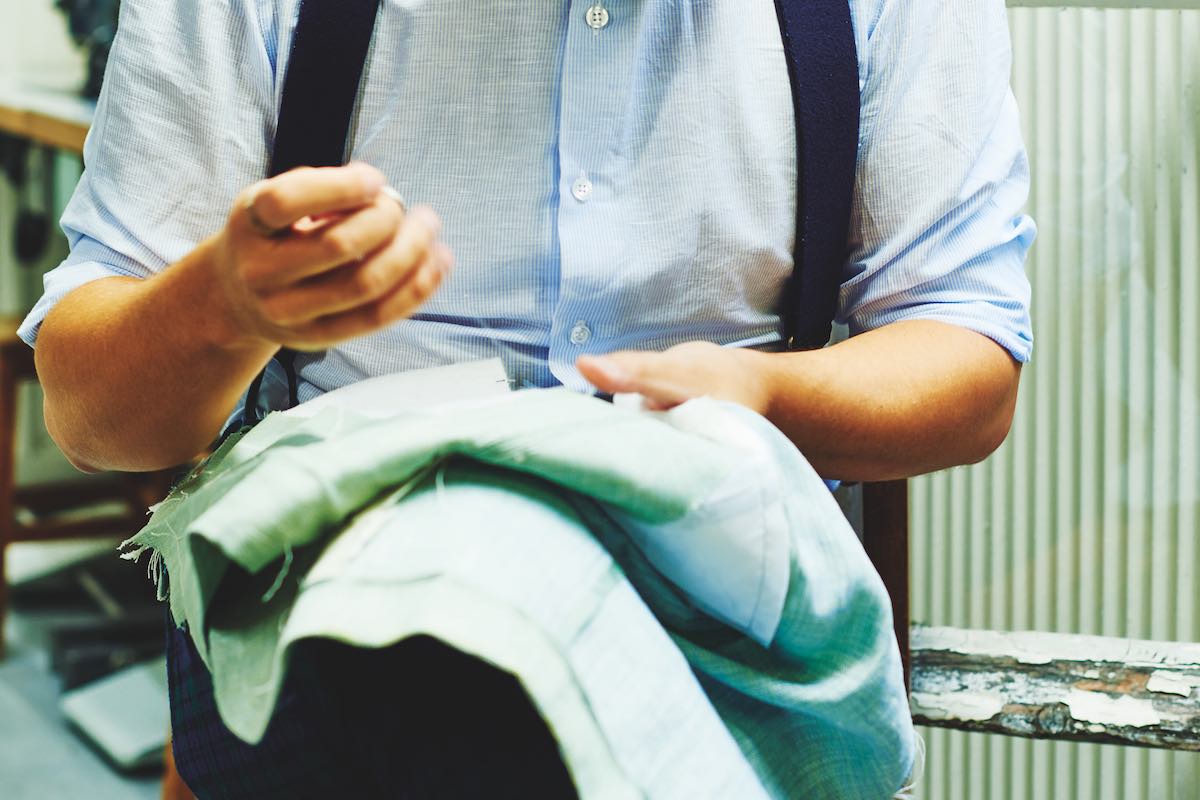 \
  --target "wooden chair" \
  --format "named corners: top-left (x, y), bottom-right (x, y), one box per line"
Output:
top-left (861, 480), bottom-right (910, 687)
